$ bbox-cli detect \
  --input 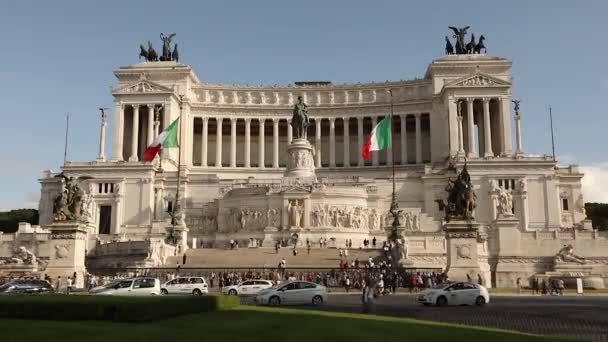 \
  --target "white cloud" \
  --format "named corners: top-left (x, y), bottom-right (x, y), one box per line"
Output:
top-left (581, 163), bottom-right (608, 203)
